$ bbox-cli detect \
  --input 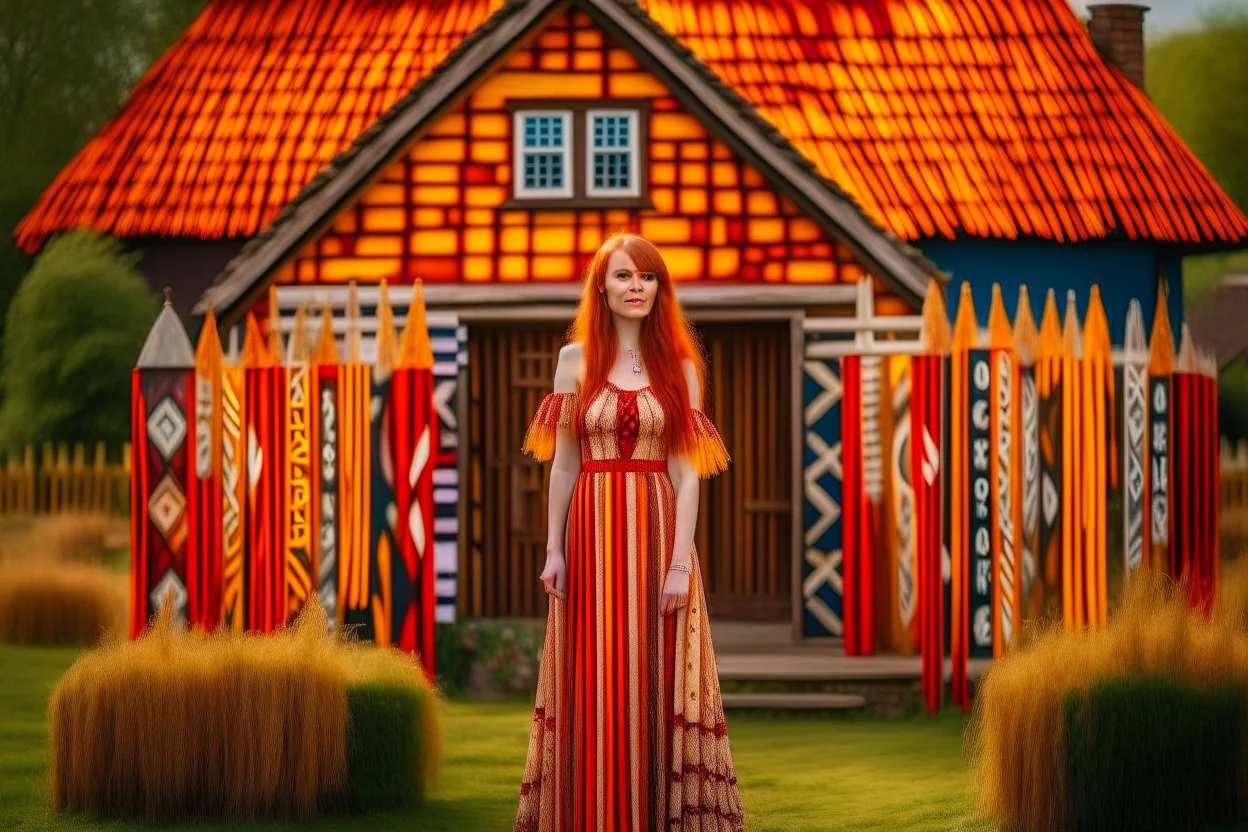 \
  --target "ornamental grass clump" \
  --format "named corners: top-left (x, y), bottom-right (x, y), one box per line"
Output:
top-left (968, 564), bottom-right (1248, 832)
top-left (48, 598), bottom-right (441, 821)
top-left (0, 559), bottom-right (124, 645)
